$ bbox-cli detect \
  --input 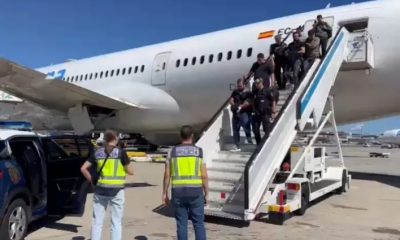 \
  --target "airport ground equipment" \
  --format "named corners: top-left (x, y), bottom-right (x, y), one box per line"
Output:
top-left (369, 152), bottom-right (390, 158)
top-left (197, 26), bottom-right (374, 223)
